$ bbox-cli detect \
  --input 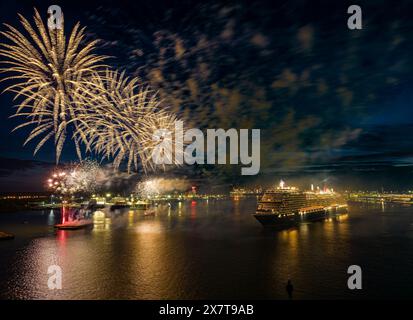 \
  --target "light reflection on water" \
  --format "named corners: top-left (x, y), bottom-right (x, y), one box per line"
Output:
top-left (1, 200), bottom-right (413, 299)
